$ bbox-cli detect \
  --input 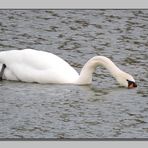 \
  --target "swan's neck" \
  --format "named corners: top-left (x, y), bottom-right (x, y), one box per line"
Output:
top-left (77, 56), bottom-right (121, 84)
